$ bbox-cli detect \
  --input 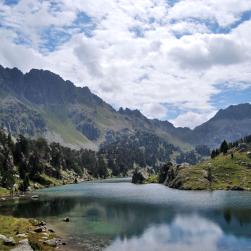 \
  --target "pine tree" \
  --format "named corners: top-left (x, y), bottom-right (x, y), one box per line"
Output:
top-left (220, 140), bottom-right (229, 154)
top-left (211, 150), bottom-right (216, 159)
top-left (97, 156), bottom-right (108, 178)
top-left (1, 151), bottom-right (15, 189)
